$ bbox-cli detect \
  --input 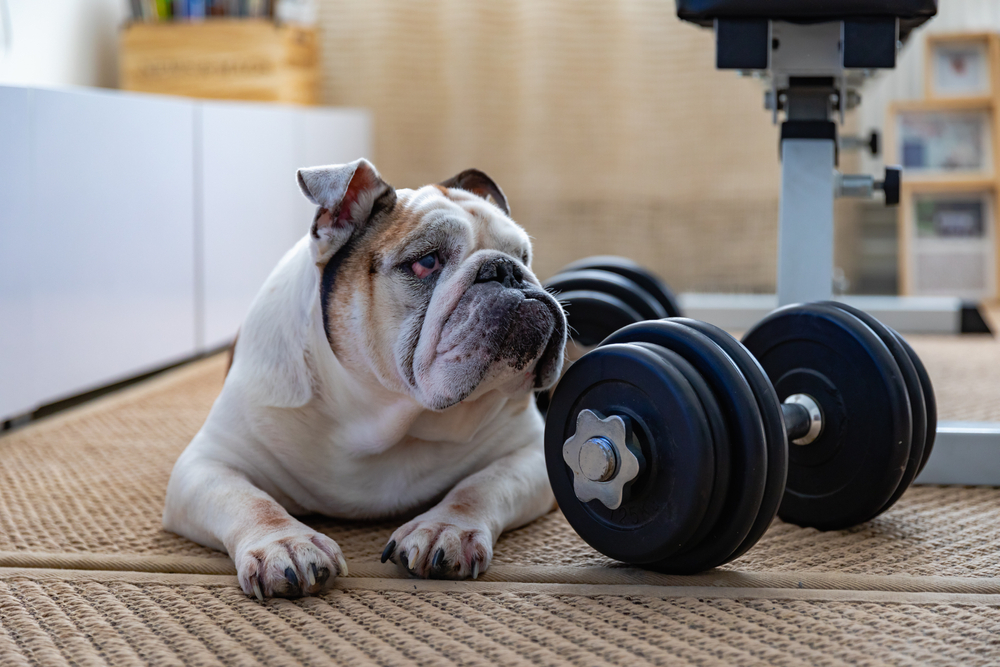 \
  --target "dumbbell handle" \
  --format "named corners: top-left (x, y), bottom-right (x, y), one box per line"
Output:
top-left (781, 394), bottom-right (823, 445)
top-left (565, 393), bottom-right (822, 511)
